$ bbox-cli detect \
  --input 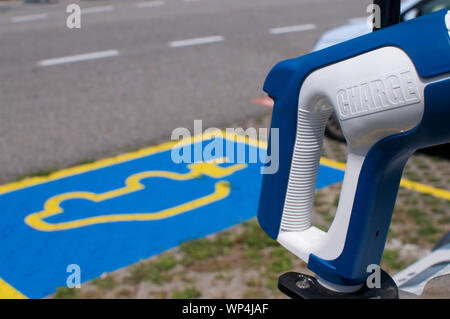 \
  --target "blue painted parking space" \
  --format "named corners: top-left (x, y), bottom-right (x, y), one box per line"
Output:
top-left (0, 134), bottom-right (344, 298)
